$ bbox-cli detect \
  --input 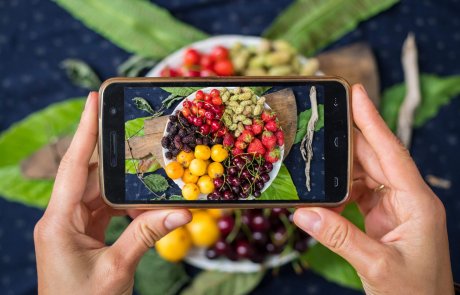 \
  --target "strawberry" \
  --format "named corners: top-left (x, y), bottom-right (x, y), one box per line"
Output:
top-left (240, 129), bottom-right (254, 143)
top-left (244, 124), bottom-right (252, 131)
top-left (251, 118), bottom-right (264, 135)
top-left (223, 133), bottom-right (235, 148)
top-left (265, 147), bottom-right (280, 163)
top-left (265, 120), bottom-right (279, 132)
top-left (275, 130), bottom-right (285, 146)
top-left (261, 131), bottom-right (277, 150)
top-left (261, 110), bottom-right (276, 122)
top-left (235, 140), bottom-right (247, 150)
top-left (232, 147), bottom-right (244, 156)
top-left (247, 138), bottom-right (266, 157)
